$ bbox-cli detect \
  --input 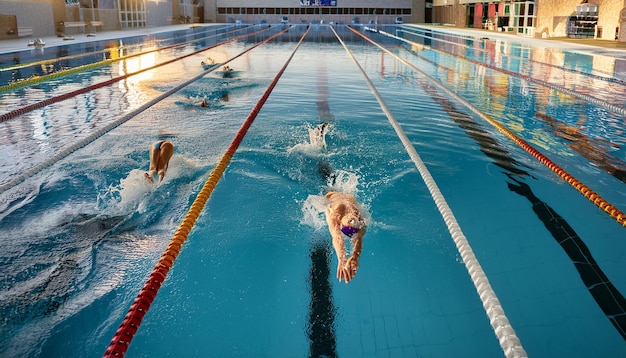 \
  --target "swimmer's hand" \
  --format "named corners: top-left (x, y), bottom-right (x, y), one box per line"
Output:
top-left (337, 258), bottom-right (358, 283)
top-left (345, 256), bottom-right (359, 275)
